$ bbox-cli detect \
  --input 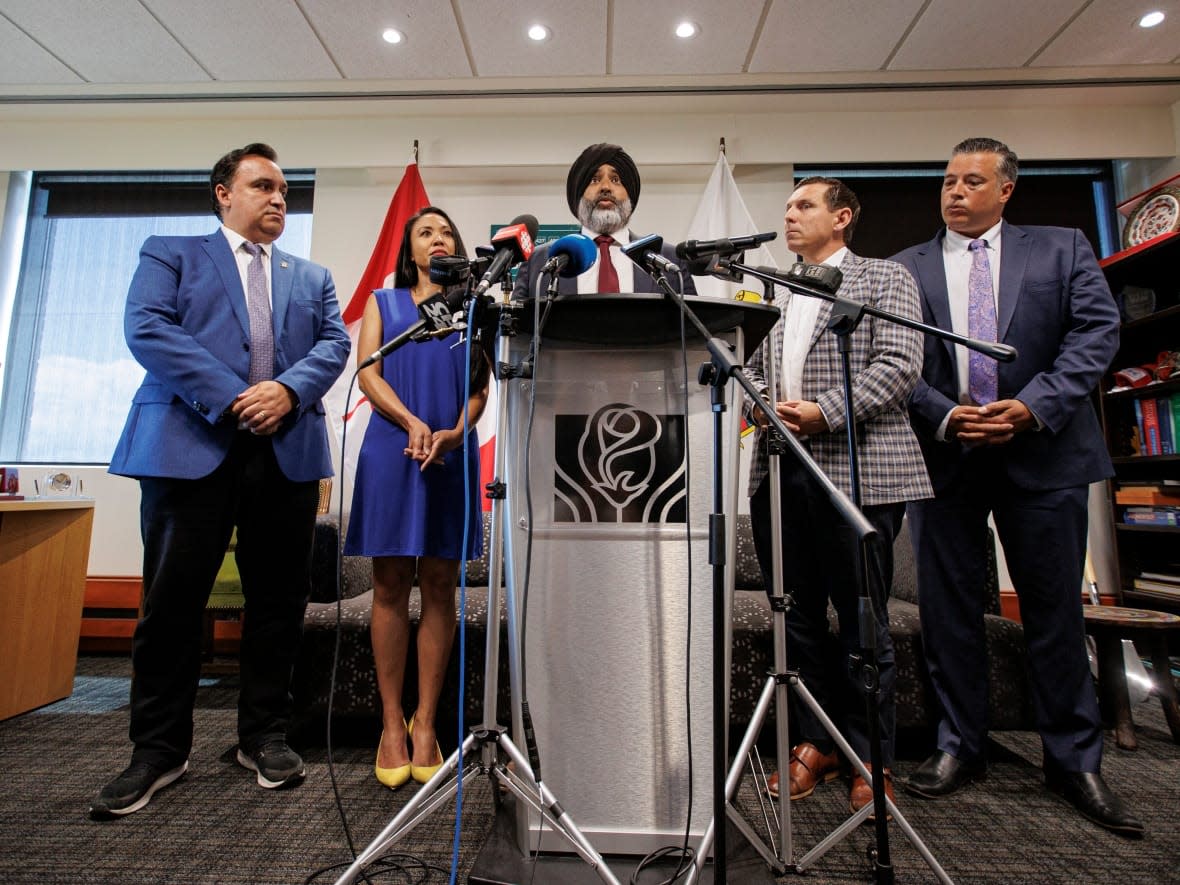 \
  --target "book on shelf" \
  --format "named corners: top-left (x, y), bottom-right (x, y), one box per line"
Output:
top-left (1138, 398), bottom-right (1161, 455)
top-left (1130, 581), bottom-right (1180, 602)
top-left (1114, 487), bottom-right (1180, 505)
top-left (1161, 396), bottom-right (1175, 454)
top-left (1123, 506), bottom-right (1179, 525)
top-left (1138, 570), bottom-right (1180, 583)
